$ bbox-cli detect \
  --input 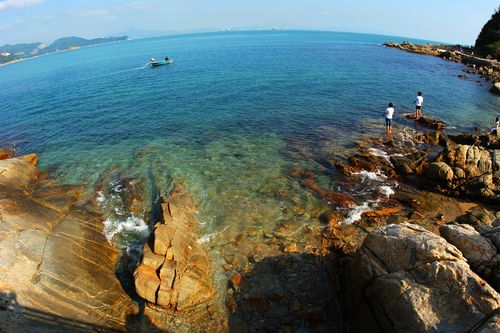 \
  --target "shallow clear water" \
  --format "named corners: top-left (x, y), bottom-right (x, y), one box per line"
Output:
top-left (1, 30), bottom-right (498, 247)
